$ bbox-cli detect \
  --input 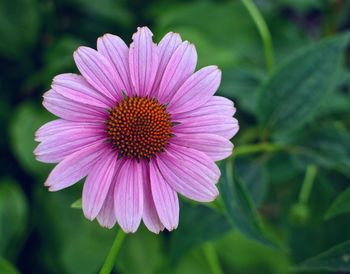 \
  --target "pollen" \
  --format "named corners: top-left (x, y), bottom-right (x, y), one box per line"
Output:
top-left (105, 96), bottom-right (173, 160)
